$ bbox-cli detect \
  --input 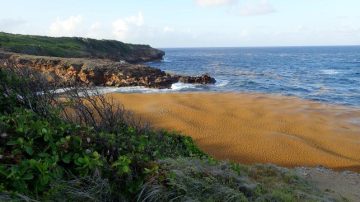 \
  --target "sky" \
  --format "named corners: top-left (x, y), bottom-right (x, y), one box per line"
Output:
top-left (1, 0), bottom-right (360, 48)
